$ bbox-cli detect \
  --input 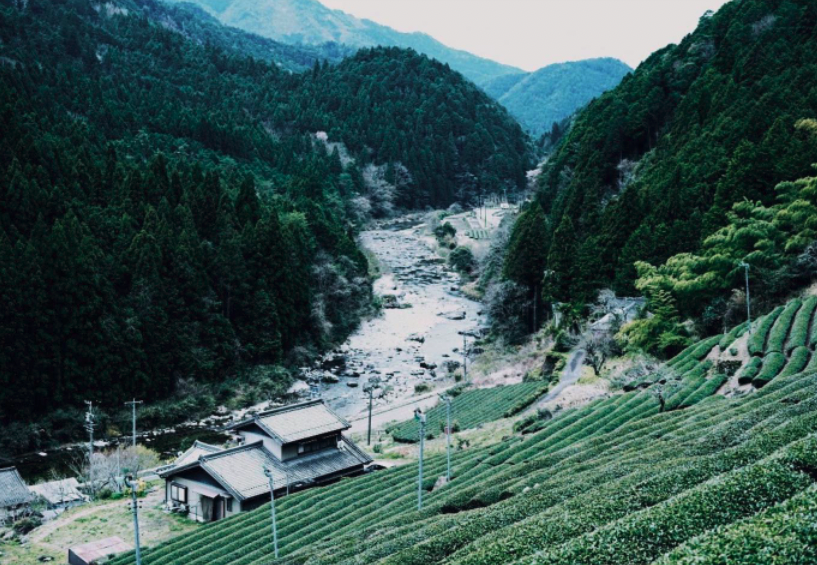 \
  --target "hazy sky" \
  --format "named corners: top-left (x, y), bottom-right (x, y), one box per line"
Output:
top-left (320, 0), bottom-right (731, 71)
